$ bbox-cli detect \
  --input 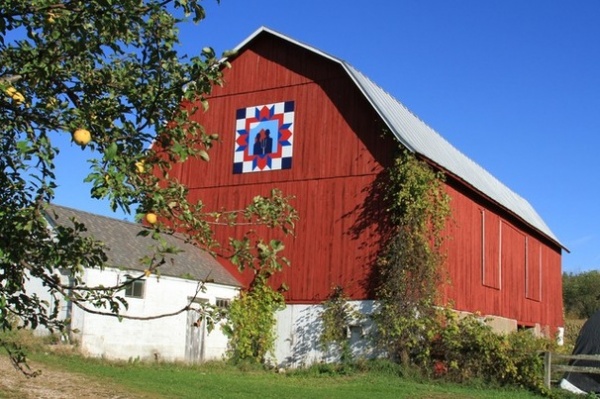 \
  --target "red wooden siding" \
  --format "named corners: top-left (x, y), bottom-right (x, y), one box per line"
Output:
top-left (185, 176), bottom-right (383, 301)
top-left (442, 182), bottom-right (563, 330)
top-left (526, 237), bottom-right (542, 302)
top-left (170, 34), bottom-right (394, 301)
top-left (167, 32), bottom-right (563, 333)
top-left (483, 210), bottom-right (501, 289)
